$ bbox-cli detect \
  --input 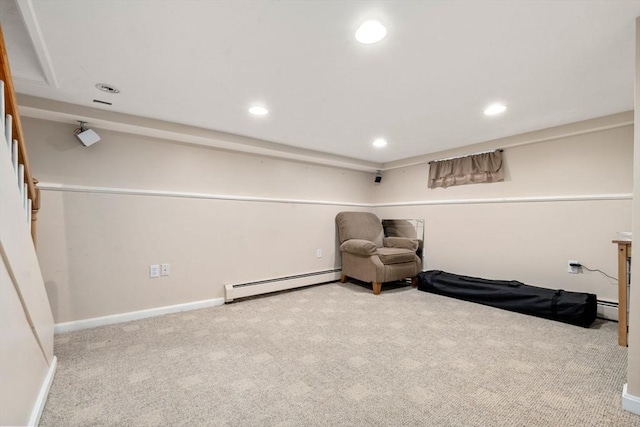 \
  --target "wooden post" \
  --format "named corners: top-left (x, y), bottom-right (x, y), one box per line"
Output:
top-left (372, 282), bottom-right (382, 295)
top-left (614, 240), bottom-right (631, 347)
top-left (30, 179), bottom-right (40, 249)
